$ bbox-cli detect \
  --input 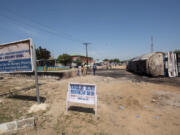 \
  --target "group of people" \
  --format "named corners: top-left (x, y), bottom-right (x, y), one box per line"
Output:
top-left (77, 63), bottom-right (97, 76)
